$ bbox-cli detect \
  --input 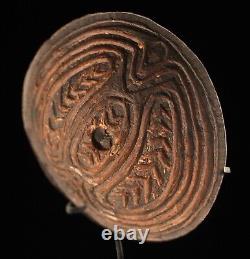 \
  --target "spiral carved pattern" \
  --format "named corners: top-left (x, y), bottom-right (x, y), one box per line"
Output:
top-left (23, 13), bottom-right (226, 241)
